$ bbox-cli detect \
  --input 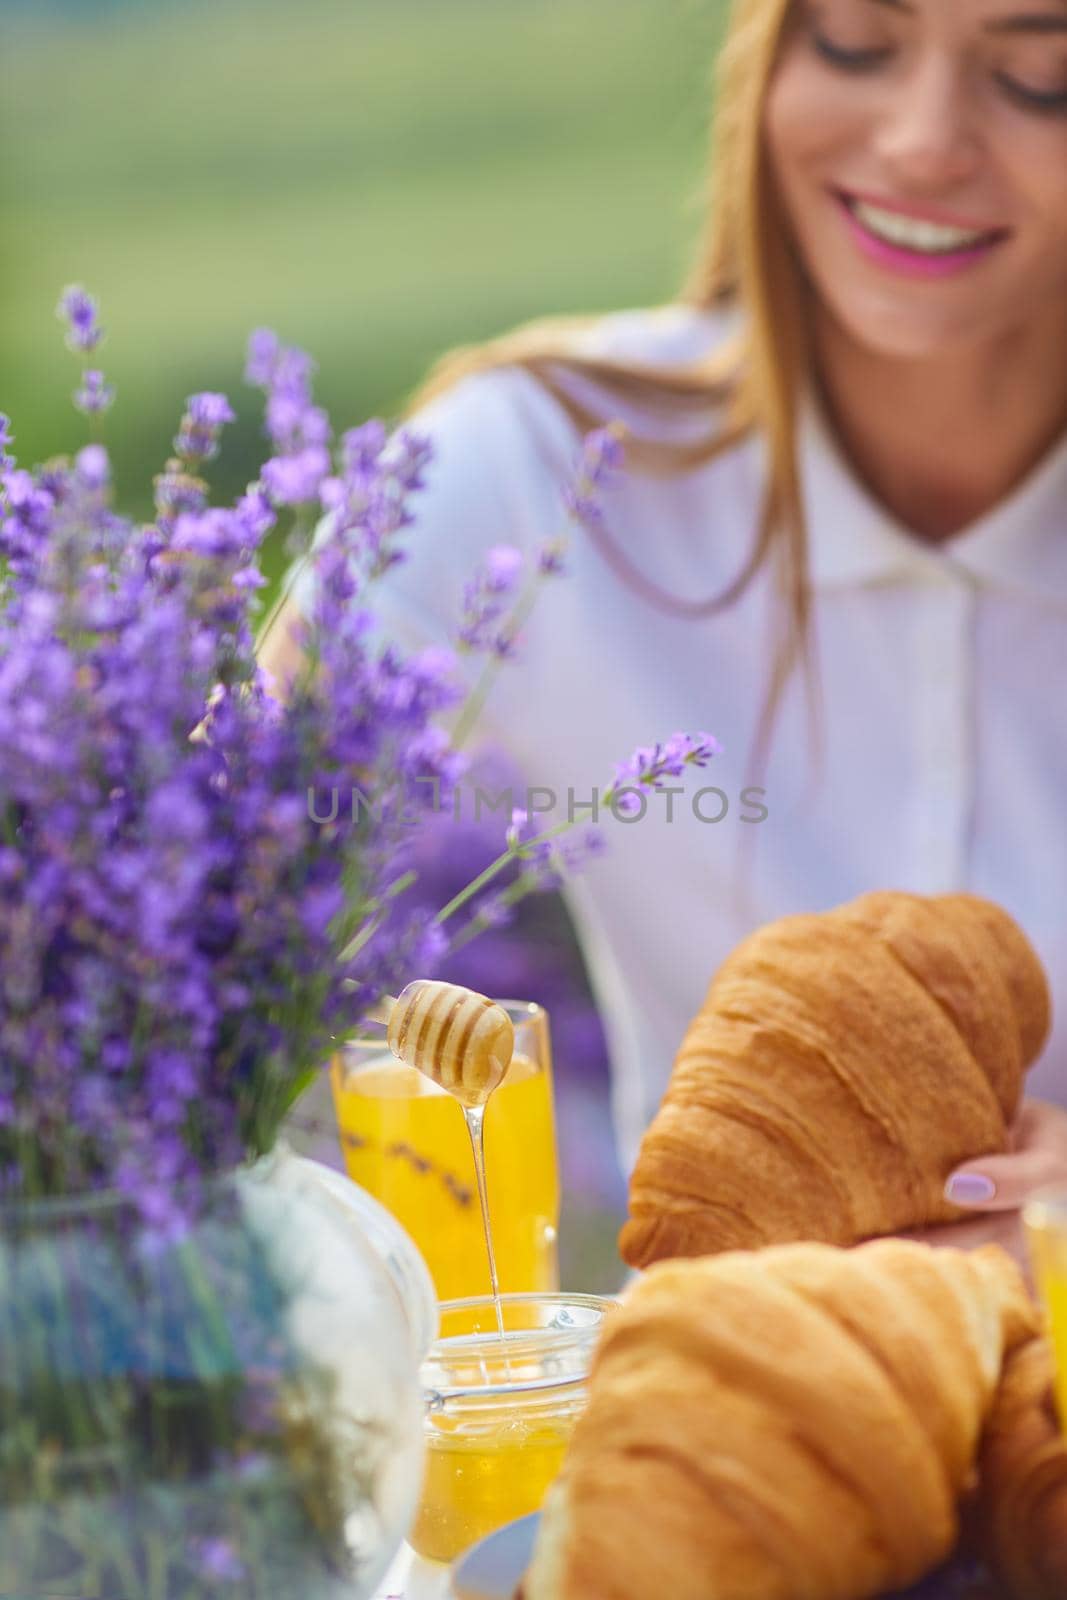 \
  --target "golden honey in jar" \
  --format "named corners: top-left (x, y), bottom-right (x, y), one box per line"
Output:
top-left (410, 1292), bottom-right (616, 1564)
